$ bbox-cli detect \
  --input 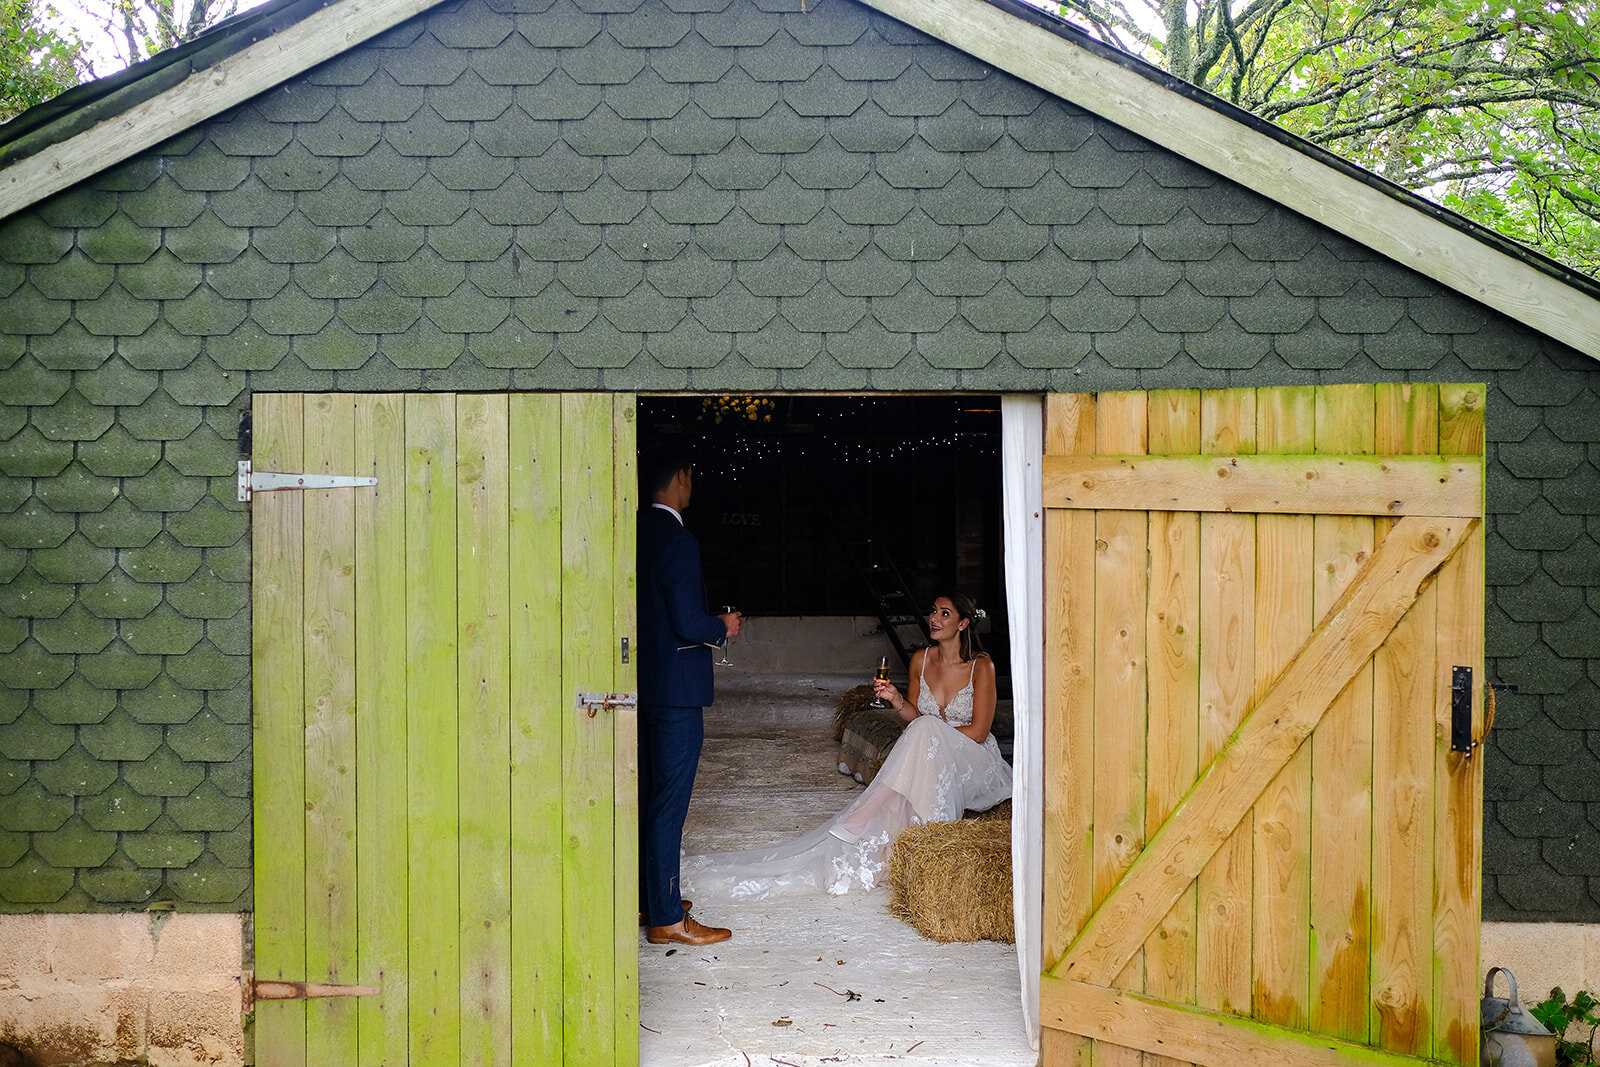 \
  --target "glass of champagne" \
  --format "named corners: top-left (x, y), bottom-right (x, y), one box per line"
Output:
top-left (715, 605), bottom-right (736, 666)
top-left (868, 655), bottom-right (890, 708)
